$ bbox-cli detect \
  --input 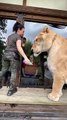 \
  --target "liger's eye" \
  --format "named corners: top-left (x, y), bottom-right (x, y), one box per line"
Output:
top-left (35, 39), bottom-right (38, 42)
